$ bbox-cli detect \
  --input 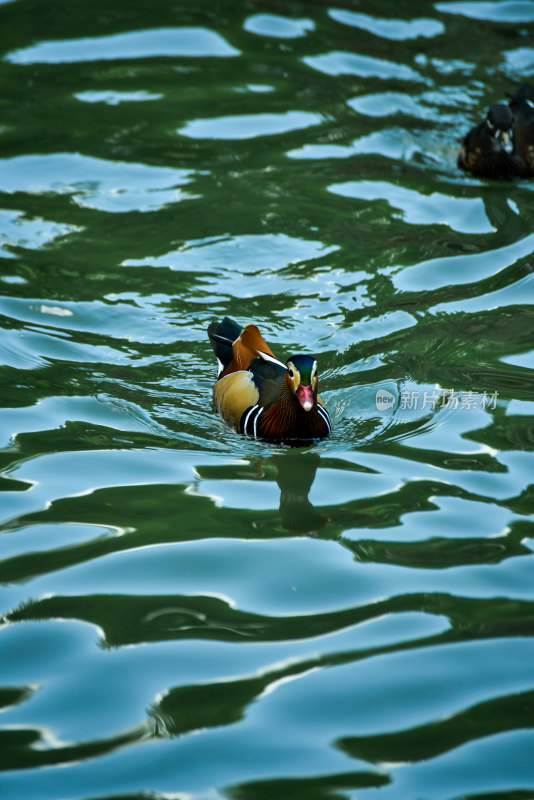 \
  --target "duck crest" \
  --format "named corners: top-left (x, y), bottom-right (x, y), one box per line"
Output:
top-left (208, 317), bottom-right (331, 445)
